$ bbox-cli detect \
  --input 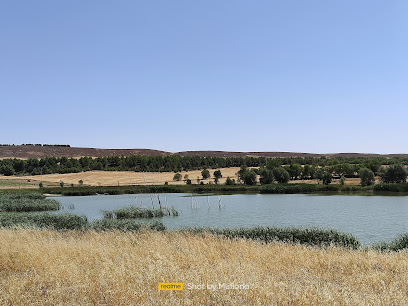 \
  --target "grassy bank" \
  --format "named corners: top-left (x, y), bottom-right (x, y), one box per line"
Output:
top-left (1, 229), bottom-right (408, 305)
